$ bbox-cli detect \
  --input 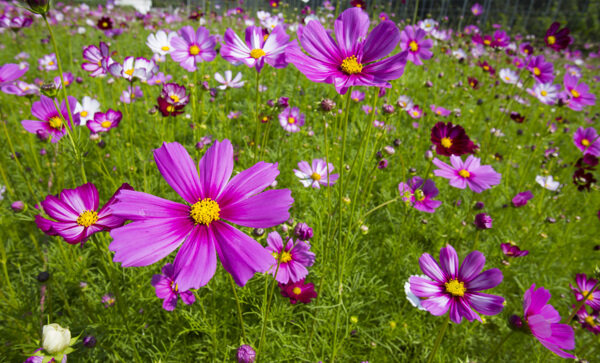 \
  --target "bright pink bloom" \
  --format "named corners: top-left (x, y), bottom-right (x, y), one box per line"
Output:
top-left (279, 278), bottom-right (317, 304)
top-left (433, 155), bottom-right (501, 193)
top-left (0, 63), bottom-right (28, 85)
top-left (398, 176), bottom-right (442, 213)
top-left (265, 231), bottom-right (315, 284)
top-left (573, 127), bottom-right (600, 156)
top-left (170, 26), bottom-right (216, 72)
top-left (21, 95), bottom-right (77, 143)
top-left (151, 263), bottom-right (195, 311)
top-left (221, 25), bottom-right (289, 73)
top-left (570, 274), bottom-right (600, 310)
top-left (87, 109), bottom-right (122, 133)
top-left (399, 25), bottom-right (433, 65)
top-left (562, 74), bottom-right (596, 111)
